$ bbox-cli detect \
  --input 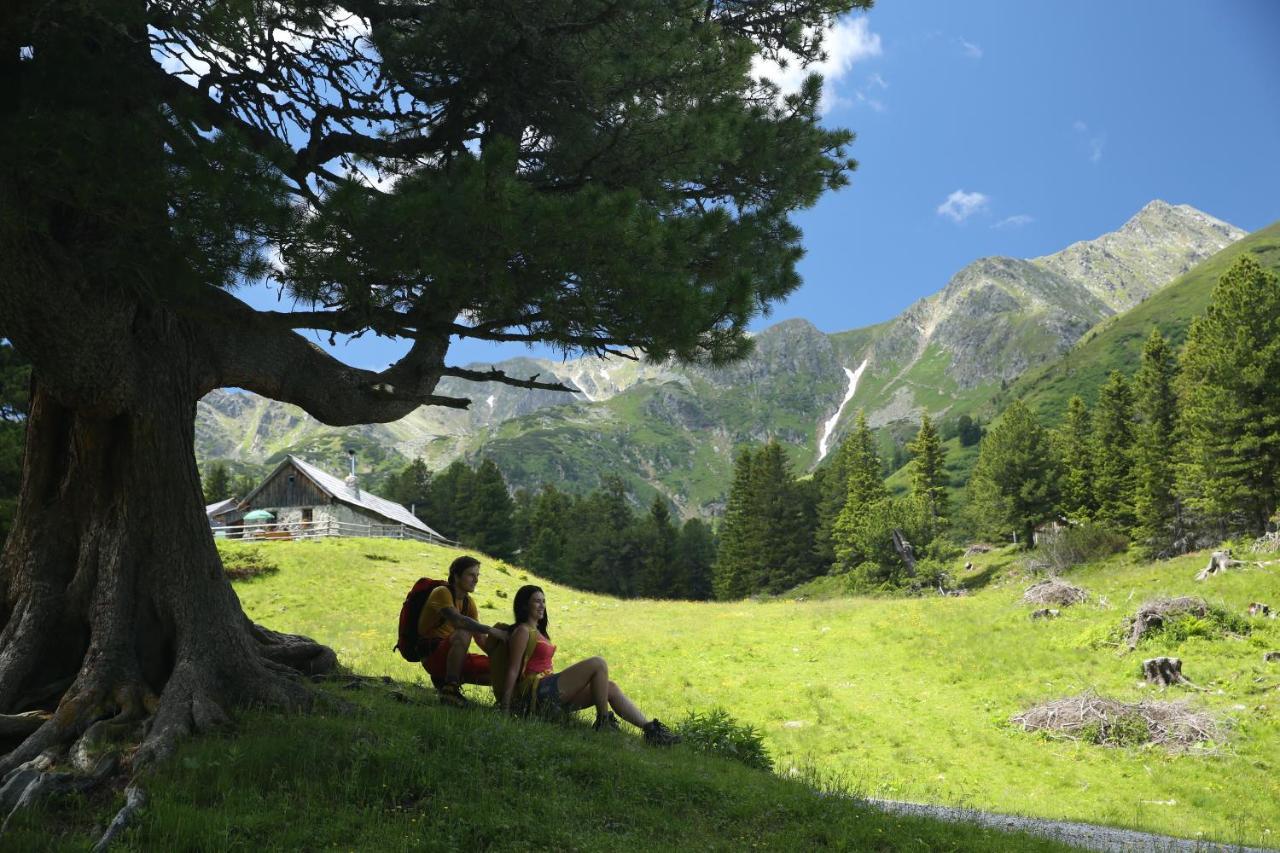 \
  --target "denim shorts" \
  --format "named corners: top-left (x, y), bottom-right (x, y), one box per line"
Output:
top-left (535, 673), bottom-right (563, 717)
